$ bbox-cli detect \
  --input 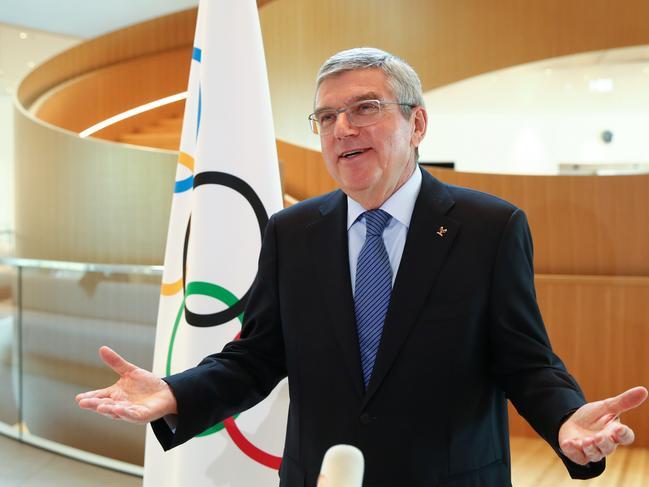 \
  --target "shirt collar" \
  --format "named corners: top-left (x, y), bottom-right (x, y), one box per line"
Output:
top-left (347, 165), bottom-right (422, 230)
